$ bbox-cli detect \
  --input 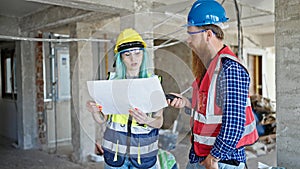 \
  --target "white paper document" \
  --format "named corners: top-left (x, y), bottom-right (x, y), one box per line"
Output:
top-left (87, 76), bottom-right (168, 115)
